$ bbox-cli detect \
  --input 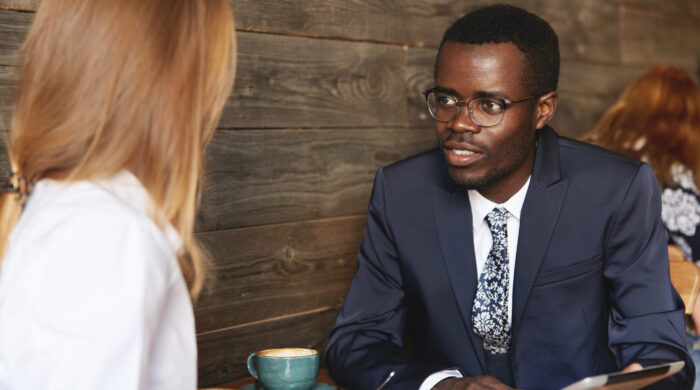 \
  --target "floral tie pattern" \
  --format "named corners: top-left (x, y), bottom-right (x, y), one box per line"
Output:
top-left (472, 207), bottom-right (511, 354)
